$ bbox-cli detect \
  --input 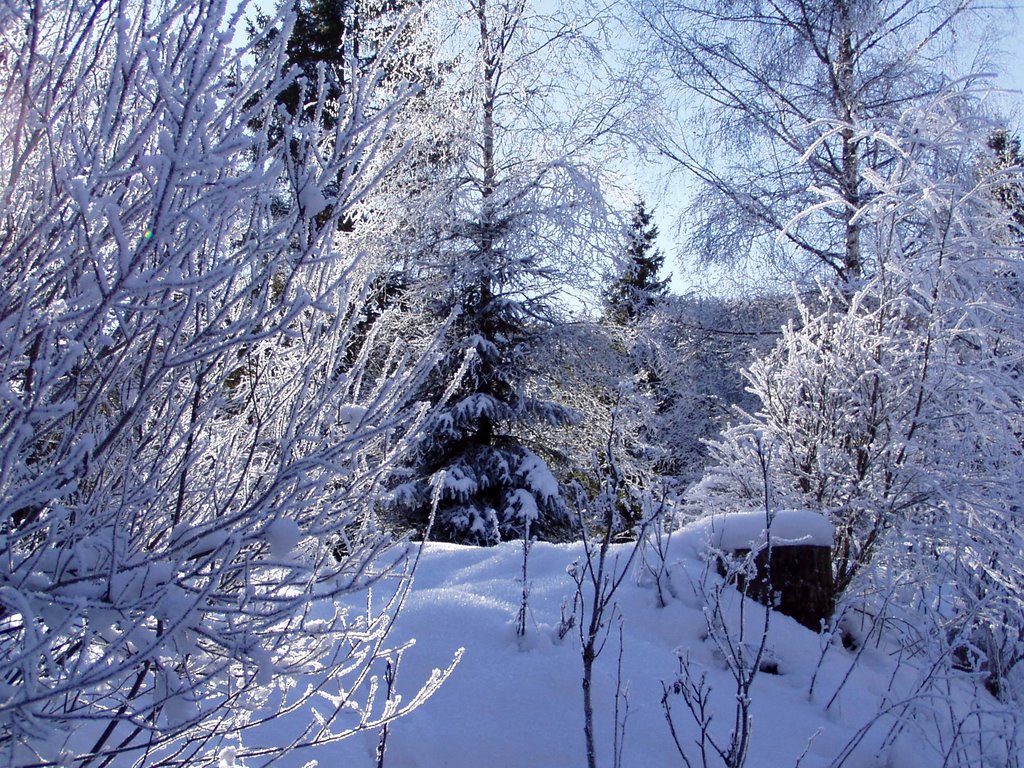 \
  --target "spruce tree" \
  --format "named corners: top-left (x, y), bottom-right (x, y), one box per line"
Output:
top-left (605, 200), bottom-right (669, 325)
top-left (393, 266), bottom-right (575, 545)
top-left (388, 0), bottom-right (581, 546)
top-left (988, 129), bottom-right (1024, 243)
top-left (253, 0), bottom-right (431, 129)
